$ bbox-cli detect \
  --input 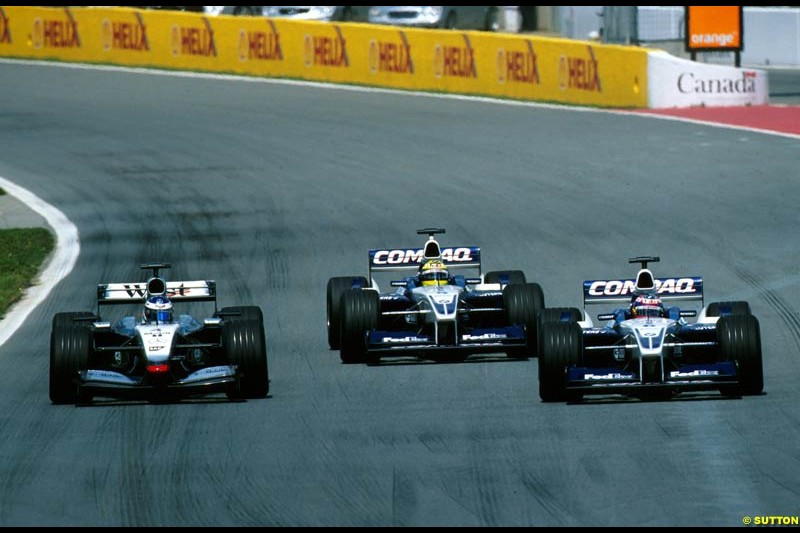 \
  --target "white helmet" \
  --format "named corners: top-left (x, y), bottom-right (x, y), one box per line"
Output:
top-left (143, 295), bottom-right (173, 323)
